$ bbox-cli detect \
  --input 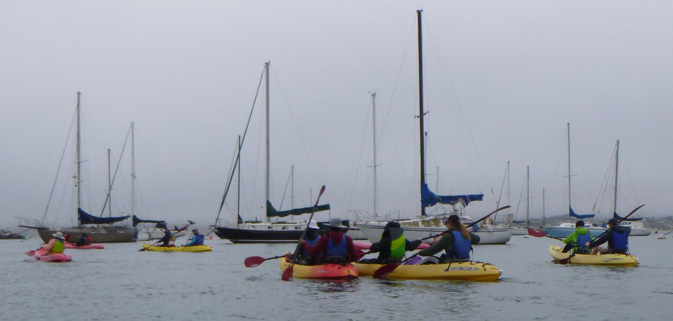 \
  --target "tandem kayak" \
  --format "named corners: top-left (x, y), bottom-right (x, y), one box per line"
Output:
top-left (141, 244), bottom-right (212, 252)
top-left (279, 257), bottom-right (359, 280)
top-left (549, 245), bottom-right (639, 266)
top-left (353, 260), bottom-right (502, 281)
top-left (66, 243), bottom-right (105, 250)
top-left (28, 248), bottom-right (72, 263)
